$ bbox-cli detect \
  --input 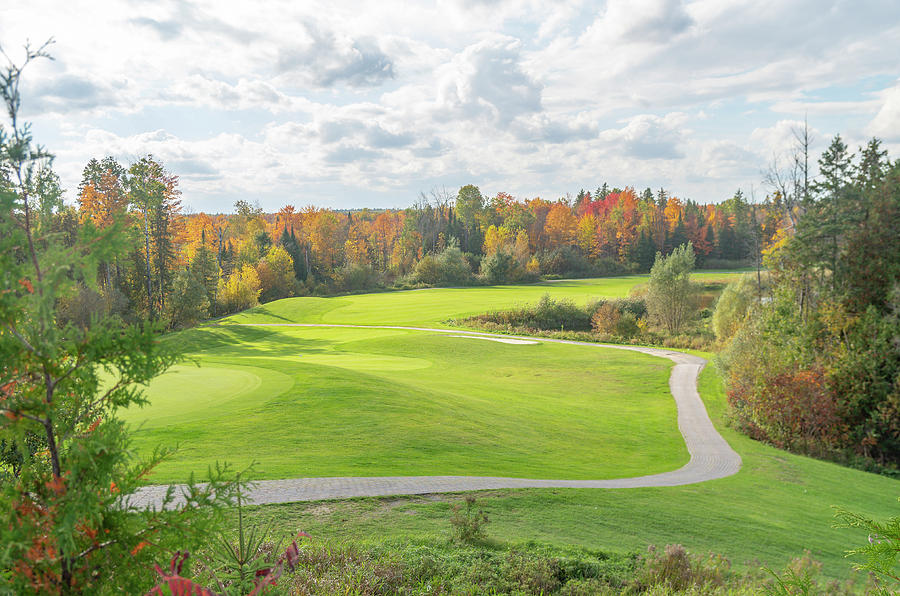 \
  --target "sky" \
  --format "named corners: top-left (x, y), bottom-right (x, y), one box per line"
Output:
top-left (4, 0), bottom-right (900, 212)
